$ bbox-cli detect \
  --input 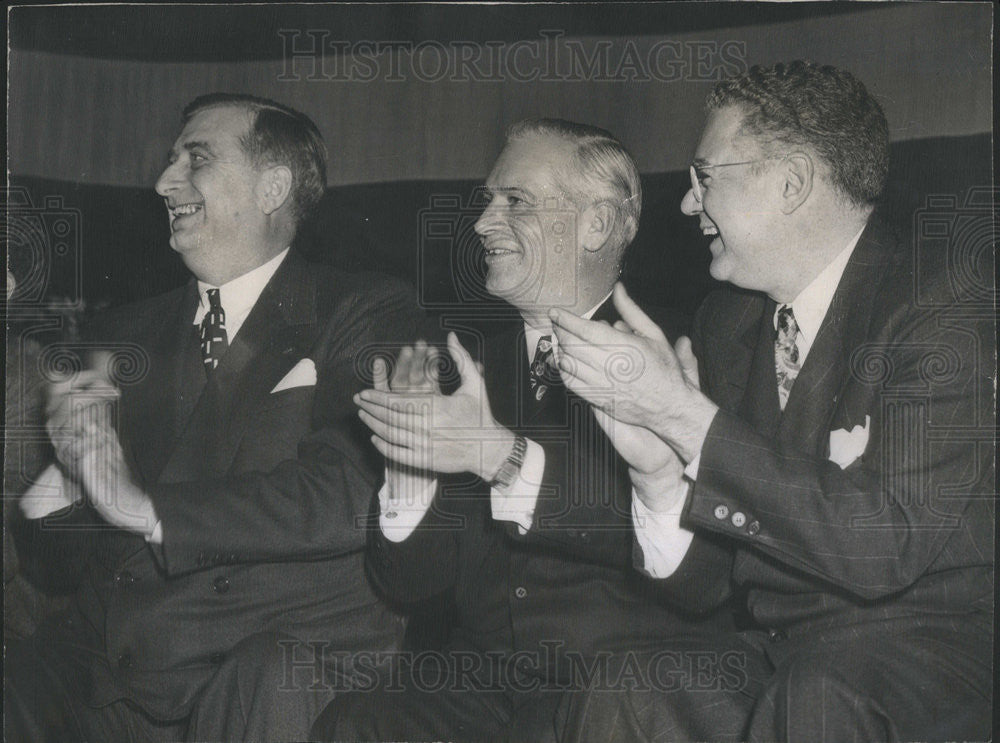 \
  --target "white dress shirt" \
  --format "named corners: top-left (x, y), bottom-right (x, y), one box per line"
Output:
top-left (193, 248), bottom-right (290, 340)
top-left (635, 227), bottom-right (865, 578)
